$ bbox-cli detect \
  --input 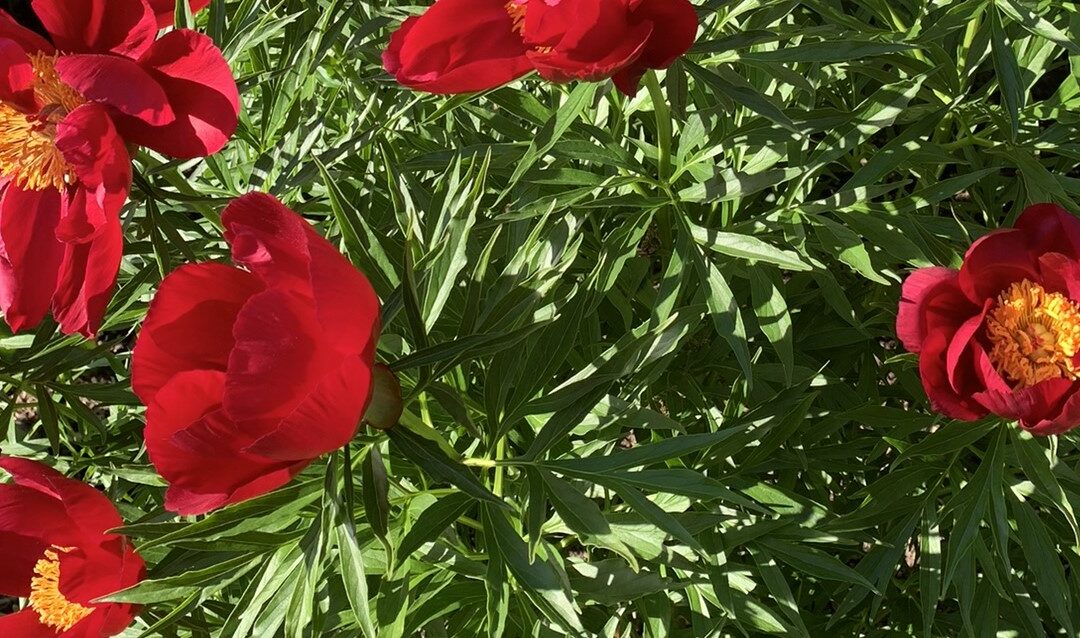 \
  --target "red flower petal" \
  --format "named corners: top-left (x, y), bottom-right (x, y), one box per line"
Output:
top-left (0, 457), bottom-right (123, 537)
top-left (145, 370), bottom-right (307, 515)
top-left (0, 11), bottom-right (54, 54)
top-left (111, 29), bottom-right (239, 158)
top-left (957, 228), bottom-right (1039, 303)
top-left (0, 185), bottom-right (65, 333)
top-left (0, 484), bottom-right (85, 561)
top-left (896, 267), bottom-right (972, 354)
top-left (244, 355), bottom-right (373, 461)
top-left (1013, 202), bottom-right (1080, 259)
top-left (54, 103), bottom-right (132, 244)
top-left (974, 378), bottom-right (1074, 428)
top-left (611, 0), bottom-right (697, 94)
top-left (917, 330), bottom-right (988, 421)
top-left (58, 539), bottom-right (144, 607)
top-left (0, 38), bottom-right (35, 110)
top-left (383, 0), bottom-right (533, 94)
top-left (0, 609), bottom-right (59, 637)
top-left (148, 0), bottom-right (211, 28)
top-left (1023, 389), bottom-right (1080, 435)
top-left (944, 301), bottom-right (990, 395)
top-left (223, 288), bottom-right (334, 422)
top-left (51, 208), bottom-right (123, 337)
top-left (55, 55), bottom-right (175, 127)
top-left (30, 0), bottom-right (157, 58)
top-left (221, 192), bottom-right (381, 355)
top-left (0, 530), bottom-right (46, 596)
top-left (132, 263), bottom-right (264, 404)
